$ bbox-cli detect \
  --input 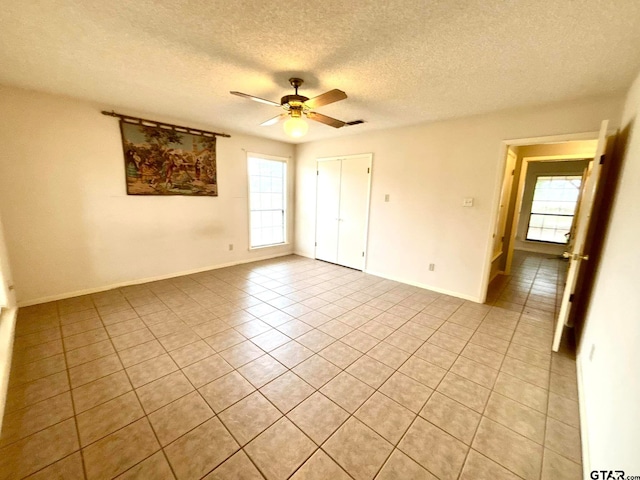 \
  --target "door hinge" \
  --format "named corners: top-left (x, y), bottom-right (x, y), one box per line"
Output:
top-left (511, 169), bottom-right (515, 175)
top-left (362, 252), bottom-right (365, 257)
top-left (367, 167), bottom-right (370, 174)
top-left (569, 294), bottom-right (575, 302)
top-left (501, 236), bottom-right (505, 241)
top-left (315, 242), bottom-right (317, 247)
top-left (600, 154), bottom-right (605, 165)
top-left (316, 170), bottom-right (319, 175)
